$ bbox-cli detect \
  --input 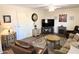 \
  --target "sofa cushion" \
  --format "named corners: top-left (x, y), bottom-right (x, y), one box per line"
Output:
top-left (73, 33), bottom-right (79, 41)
